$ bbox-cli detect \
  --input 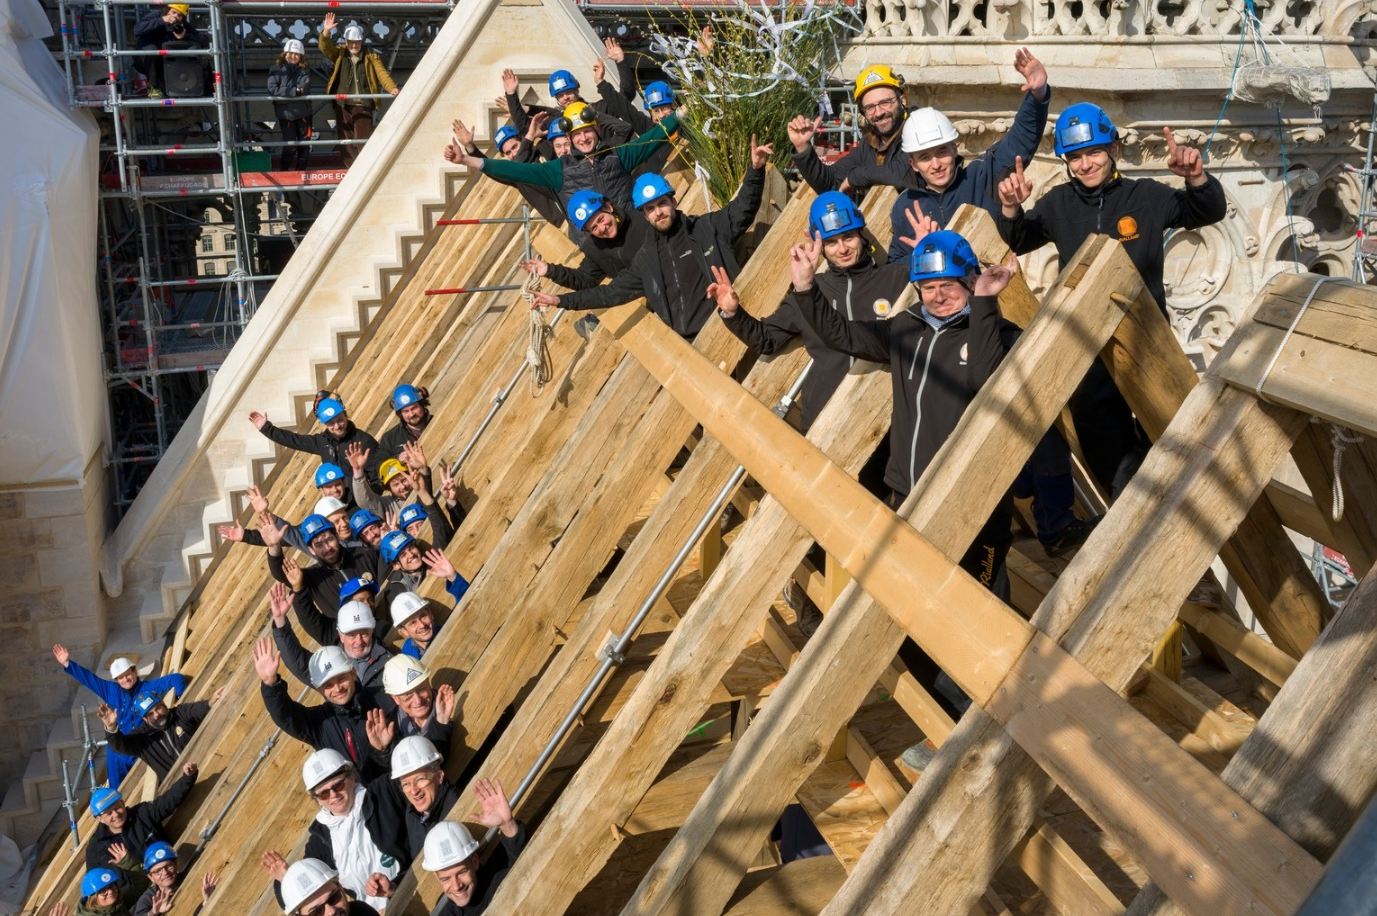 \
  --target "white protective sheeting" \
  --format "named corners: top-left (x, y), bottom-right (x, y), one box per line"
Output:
top-left (0, 0), bottom-right (106, 486)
